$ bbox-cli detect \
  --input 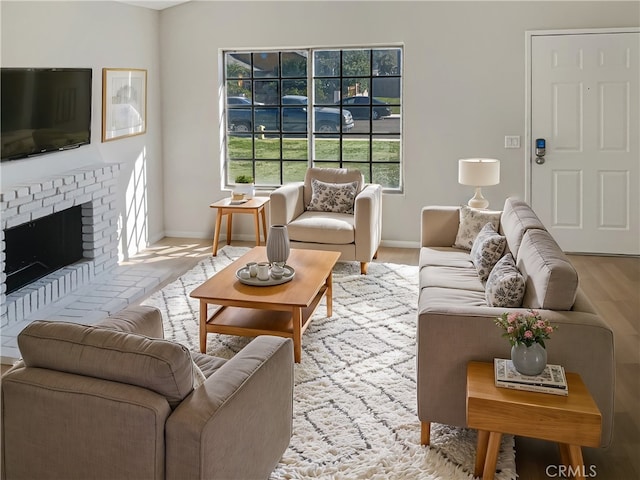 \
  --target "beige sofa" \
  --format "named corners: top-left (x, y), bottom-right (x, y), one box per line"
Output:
top-left (270, 167), bottom-right (382, 274)
top-left (417, 197), bottom-right (615, 448)
top-left (1, 306), bottom-right (294, 480)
